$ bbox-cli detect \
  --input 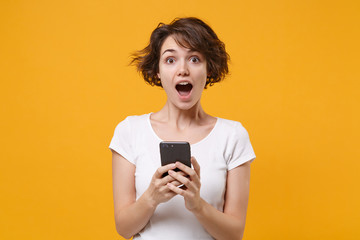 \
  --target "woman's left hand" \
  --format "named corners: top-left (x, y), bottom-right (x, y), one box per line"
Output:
top-left (167, 157), bottom-right (203, 212)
